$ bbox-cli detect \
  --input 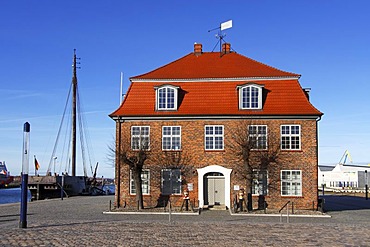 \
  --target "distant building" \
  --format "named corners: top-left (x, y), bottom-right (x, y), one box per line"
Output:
top-left (110, 43), bottom-right (323, 210)
top-left (319, 164), bottom-right (369, 189)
